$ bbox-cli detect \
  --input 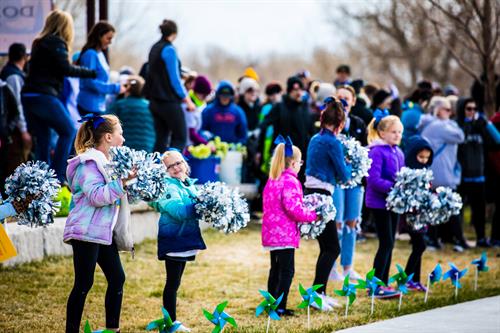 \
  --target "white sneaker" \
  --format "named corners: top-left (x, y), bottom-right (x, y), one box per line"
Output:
top-left (329, 269), bottom-right (345, 281)
top-left (344, 269), bottom-right (362, 281)
top-left (311, 294), bottom-right (333, 311)
top-left (174, 321), bottom-right (191, 332)
top-left (321, 293), bottom-right (342, 308)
